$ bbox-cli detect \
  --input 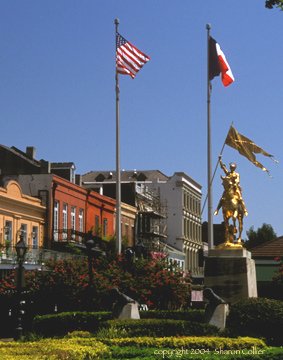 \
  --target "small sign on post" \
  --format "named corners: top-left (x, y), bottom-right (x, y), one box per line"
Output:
top-left (191, 290), bottom-right (203, 302)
